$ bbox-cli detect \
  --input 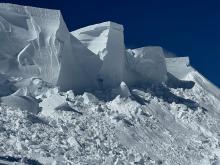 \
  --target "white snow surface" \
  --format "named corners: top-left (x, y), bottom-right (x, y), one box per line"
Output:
top-left (0, 3), bottom-right (66, 84)
top-left (125, 46), bottom-right (167, 85)
top-left (72, 21), bottom-right (125, 88)
top-left (0, 3), bottom-right (220, 165)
